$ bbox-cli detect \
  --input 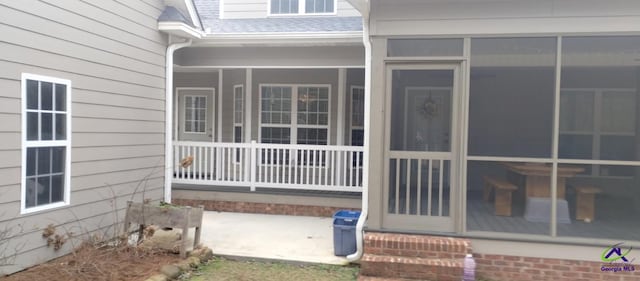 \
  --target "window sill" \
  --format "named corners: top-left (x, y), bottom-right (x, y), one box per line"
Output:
top-left (21, 201), bottom-right (69, 215)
